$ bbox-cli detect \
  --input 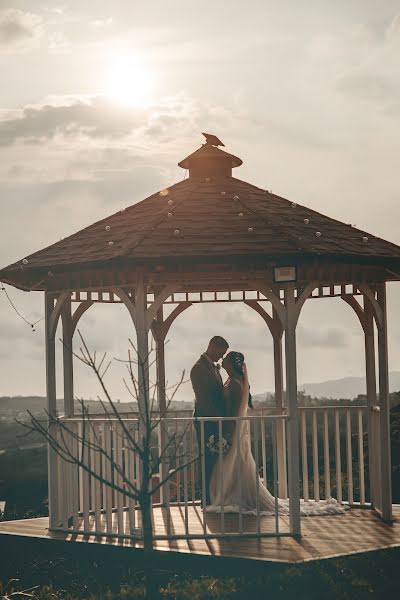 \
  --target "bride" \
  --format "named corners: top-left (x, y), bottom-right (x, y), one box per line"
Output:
top-left (206, 351), bottom-right (347, 516)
